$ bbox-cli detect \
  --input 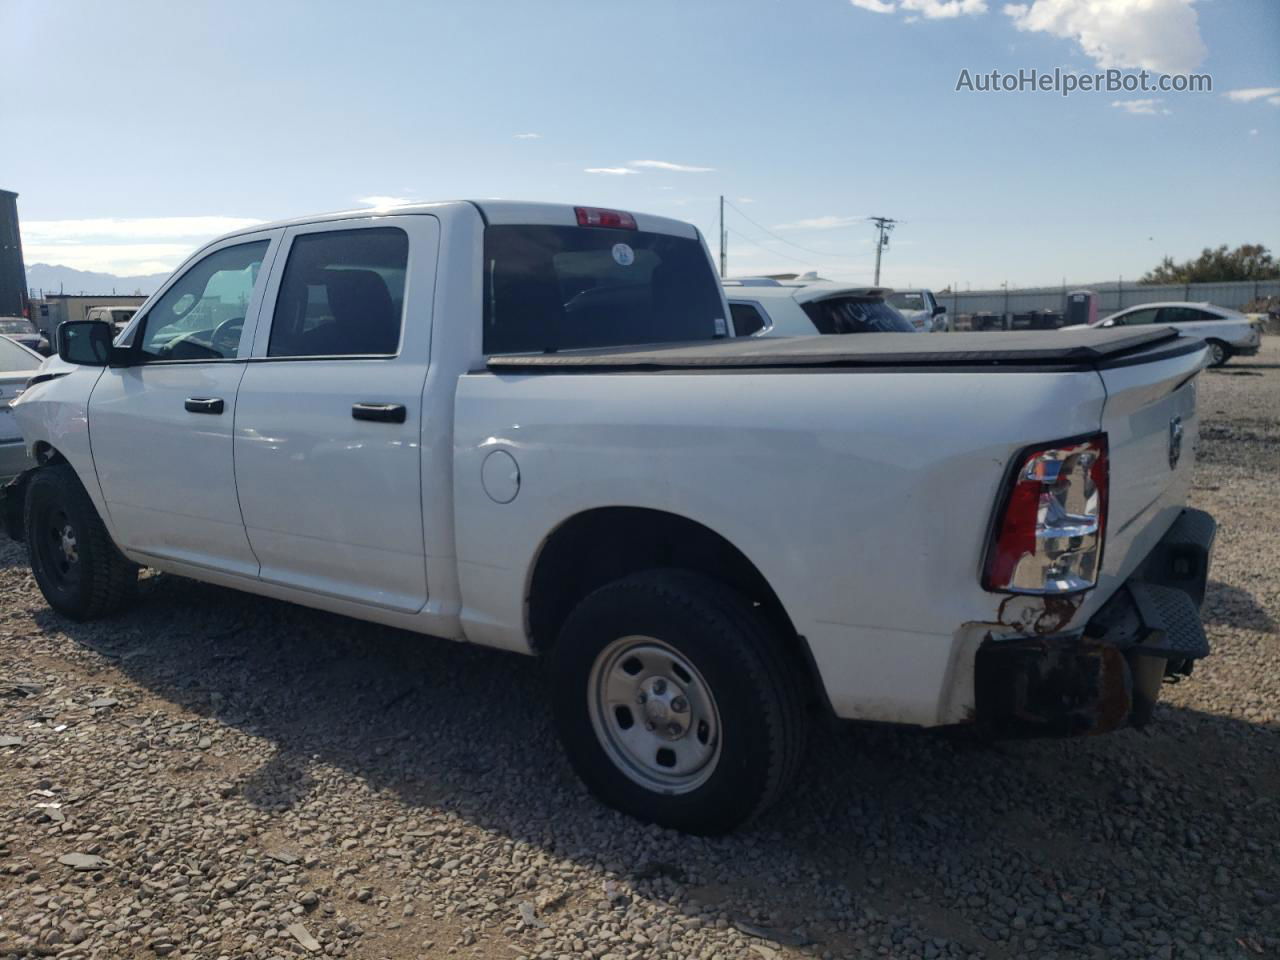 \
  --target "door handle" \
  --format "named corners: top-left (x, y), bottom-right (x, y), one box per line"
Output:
top-left (184, 397), bottom-right (224, 415)
top-left (352, 402), bottom-right (406, 424)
